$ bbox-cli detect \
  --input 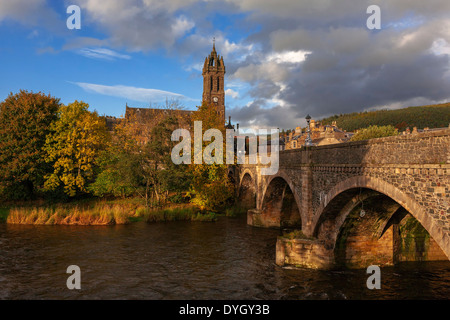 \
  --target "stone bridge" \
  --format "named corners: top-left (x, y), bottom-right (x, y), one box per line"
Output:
top-left (235, 129), bottom-right (450, 269)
